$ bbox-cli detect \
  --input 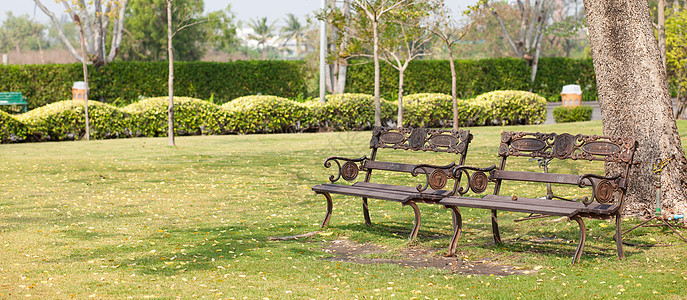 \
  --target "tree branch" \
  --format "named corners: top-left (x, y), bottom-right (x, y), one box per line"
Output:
top-left (33, 0), bottom-right (84, 63)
